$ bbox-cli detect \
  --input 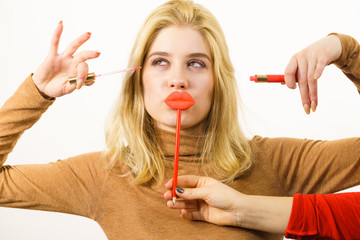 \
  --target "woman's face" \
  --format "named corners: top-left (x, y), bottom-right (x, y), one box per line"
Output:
top-left (142, 26), bottom-right (214, 134)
